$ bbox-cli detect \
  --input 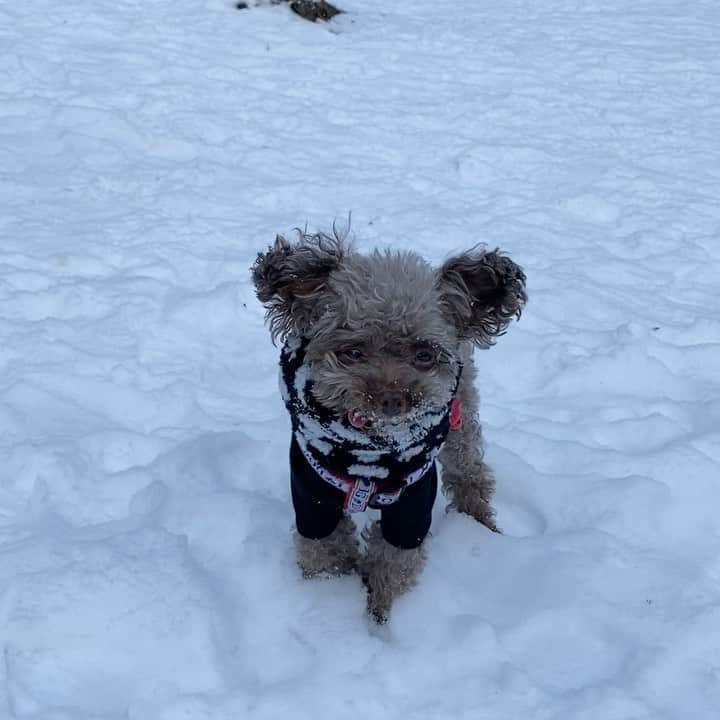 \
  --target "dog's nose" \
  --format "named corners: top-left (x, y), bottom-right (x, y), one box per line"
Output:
top-left (380, 391), bottom-right (407, 417)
